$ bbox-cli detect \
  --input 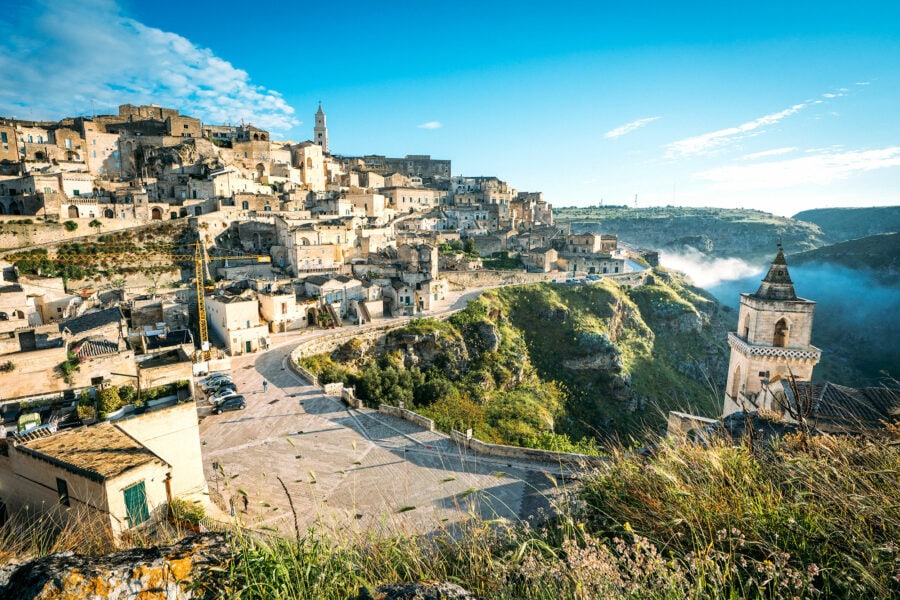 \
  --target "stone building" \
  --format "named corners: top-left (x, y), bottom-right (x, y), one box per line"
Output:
top-left (205, 292), bottom-right (269, 355)
top-left (722, 248), bottom-right (821, 417)
top-left (0, 400), bottom-right (207, 539)
top-left (314, 104), bottom-right (329, 153)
